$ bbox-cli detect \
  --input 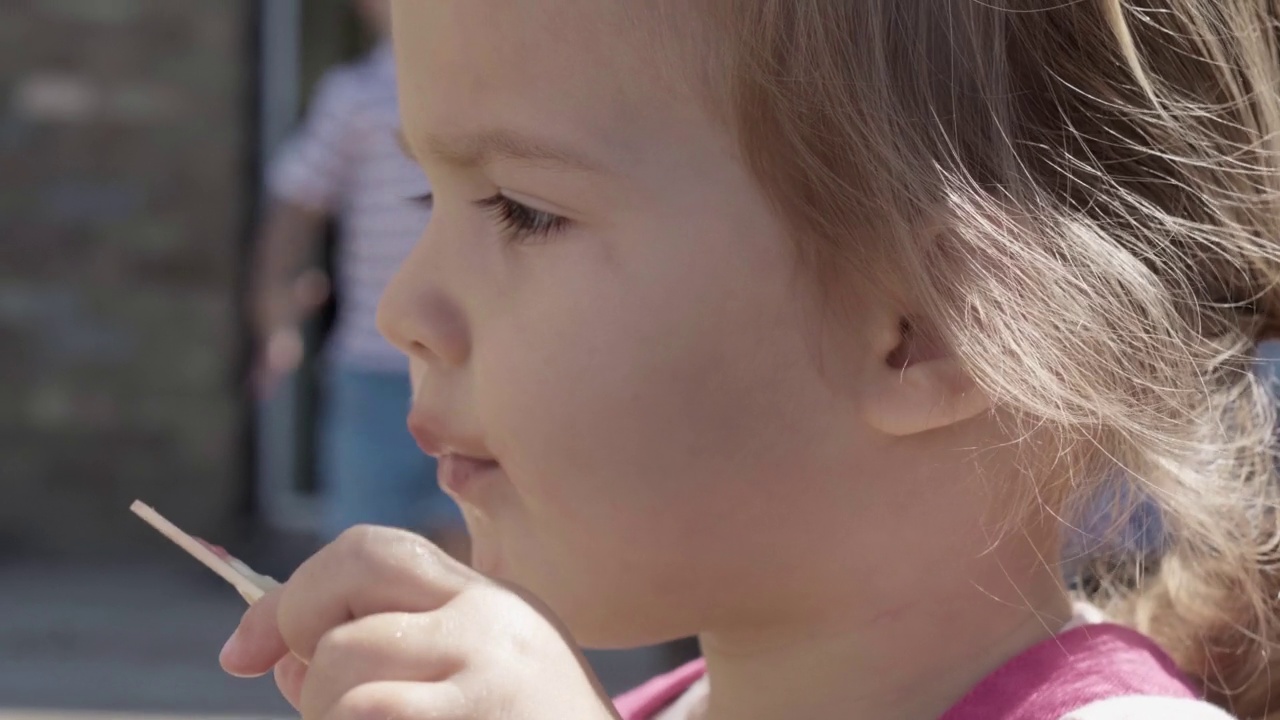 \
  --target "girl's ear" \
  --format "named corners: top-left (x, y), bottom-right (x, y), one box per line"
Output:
top-left (861, 312), bottom-right (991, 437)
